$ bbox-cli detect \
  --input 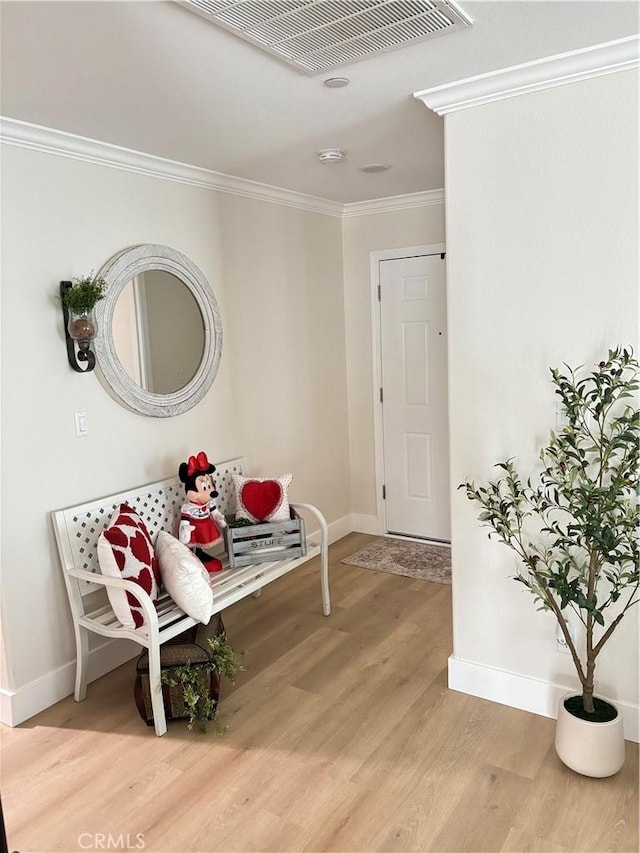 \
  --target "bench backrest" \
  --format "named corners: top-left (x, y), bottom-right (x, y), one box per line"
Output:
top-left (51, 456), bottom-right (246, 597)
